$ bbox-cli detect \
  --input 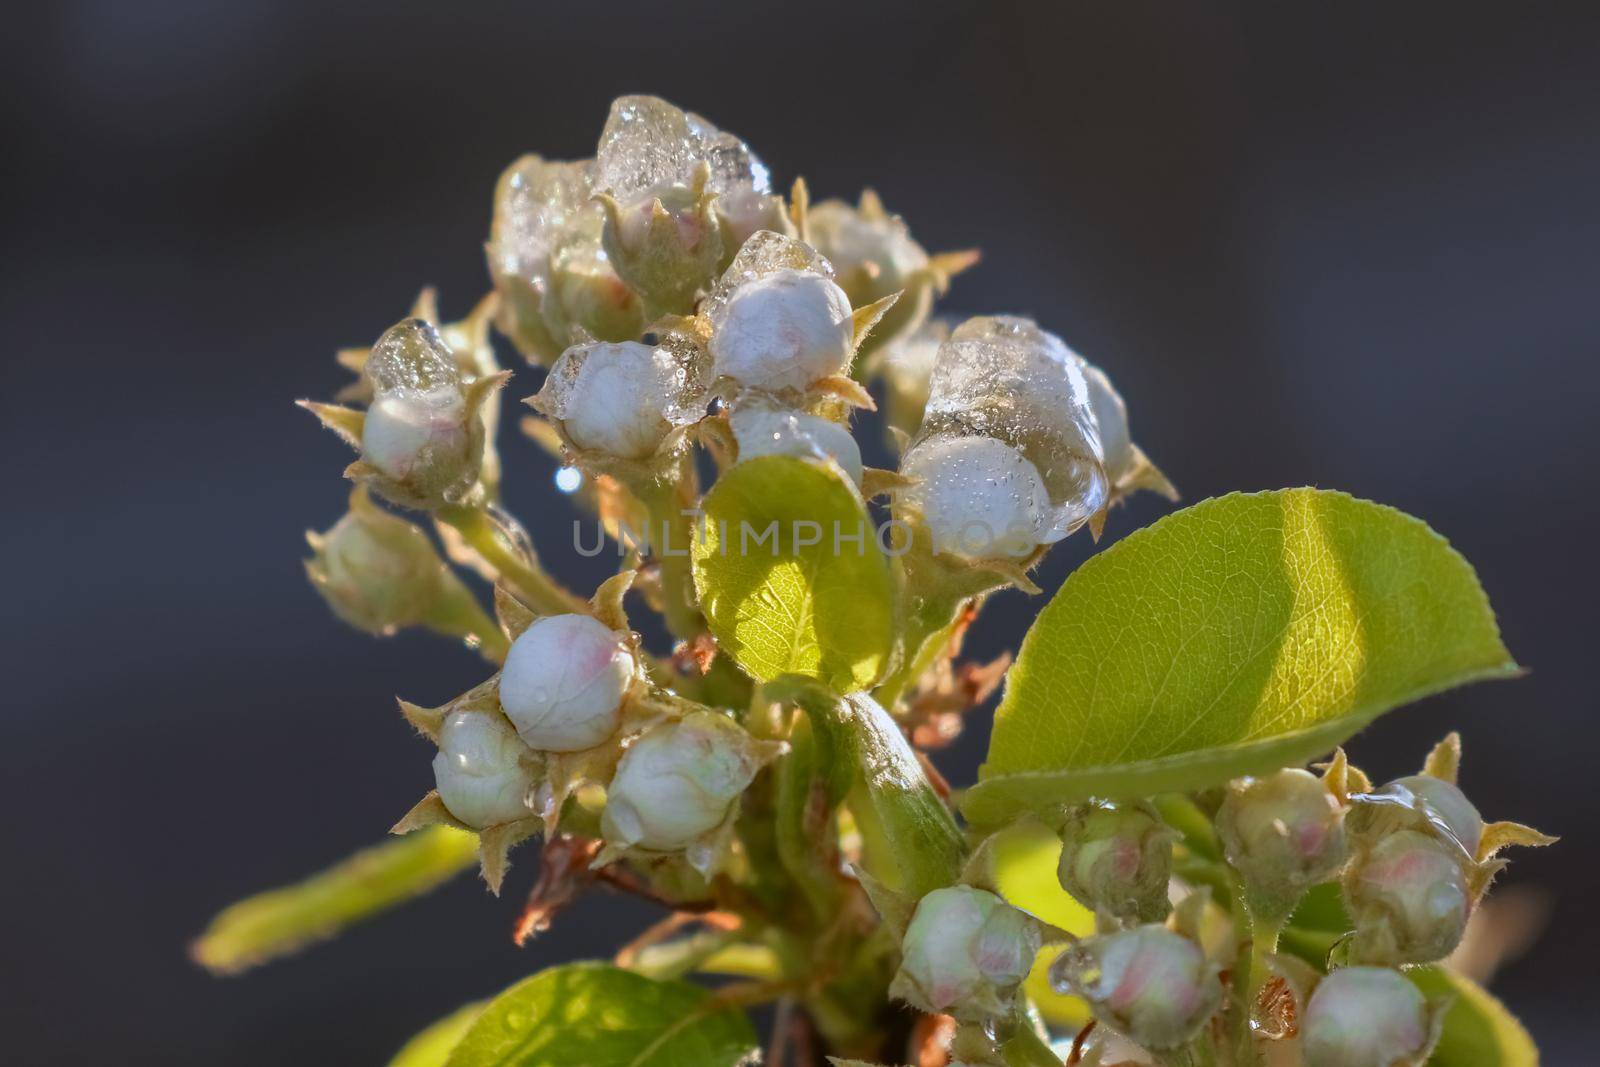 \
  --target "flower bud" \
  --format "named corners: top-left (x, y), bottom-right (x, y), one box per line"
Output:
top-left (1217, 769), bottom-right (1348, 915)
top-left (1056, 801), bottom-right (1174, 924)
top-left (808, 191), bottom-right (934, 352)
top-left (599, 181), bottom-right (725, 317)
top-left (1302, 967), bottom-right (1438, 1067)
top-left (1078, 358), bottom-right (1173, 504)
top-left (1350, 774), bottom-right (1484, 859)
top-left (499, 614), bottom-right (636, 752)
top-left (600, 711), bottom-right (779, 853)
top-left (881, 318), bottom-right (950, 438)
top-left (304, 488), bottom-right (462, 635)
top-left (708, 267), bottom-right (855, 393)
top-left (890, 886), bottom-right (1042, 1021)
top-left (898, 434), bottom-right (1052, 559)
top-left (544, 212), bottom-right (647, 346)
top-left (533, 339), bottom-right (710, 461)
top-left (487, 154), bottom-right (594, 362)
top-left (1342, 829), bottom-right (1470, 965)
top-left (715, 189), bottom-right (796, 258)
top-left (359, 318), bottom-right (488, 508)
top-left (729, 401), bottom-right (864, 487)
top-left (431, 708), bottom-right (543, 829)
top-left (1049, 926), bottom-right (1222, 1051)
